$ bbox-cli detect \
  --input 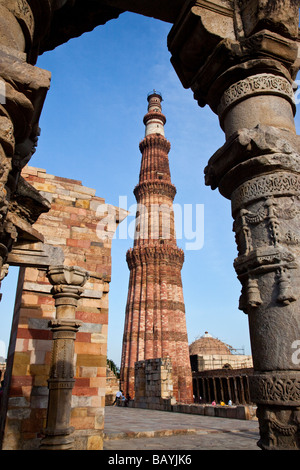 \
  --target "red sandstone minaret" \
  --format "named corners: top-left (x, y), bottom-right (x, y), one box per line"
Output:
top-left (120, 91), bottom-right (193, 404)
